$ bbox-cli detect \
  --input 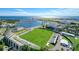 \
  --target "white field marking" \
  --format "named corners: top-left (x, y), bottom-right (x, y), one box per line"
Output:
top-left (16, 36), bottom-right (40, 49)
